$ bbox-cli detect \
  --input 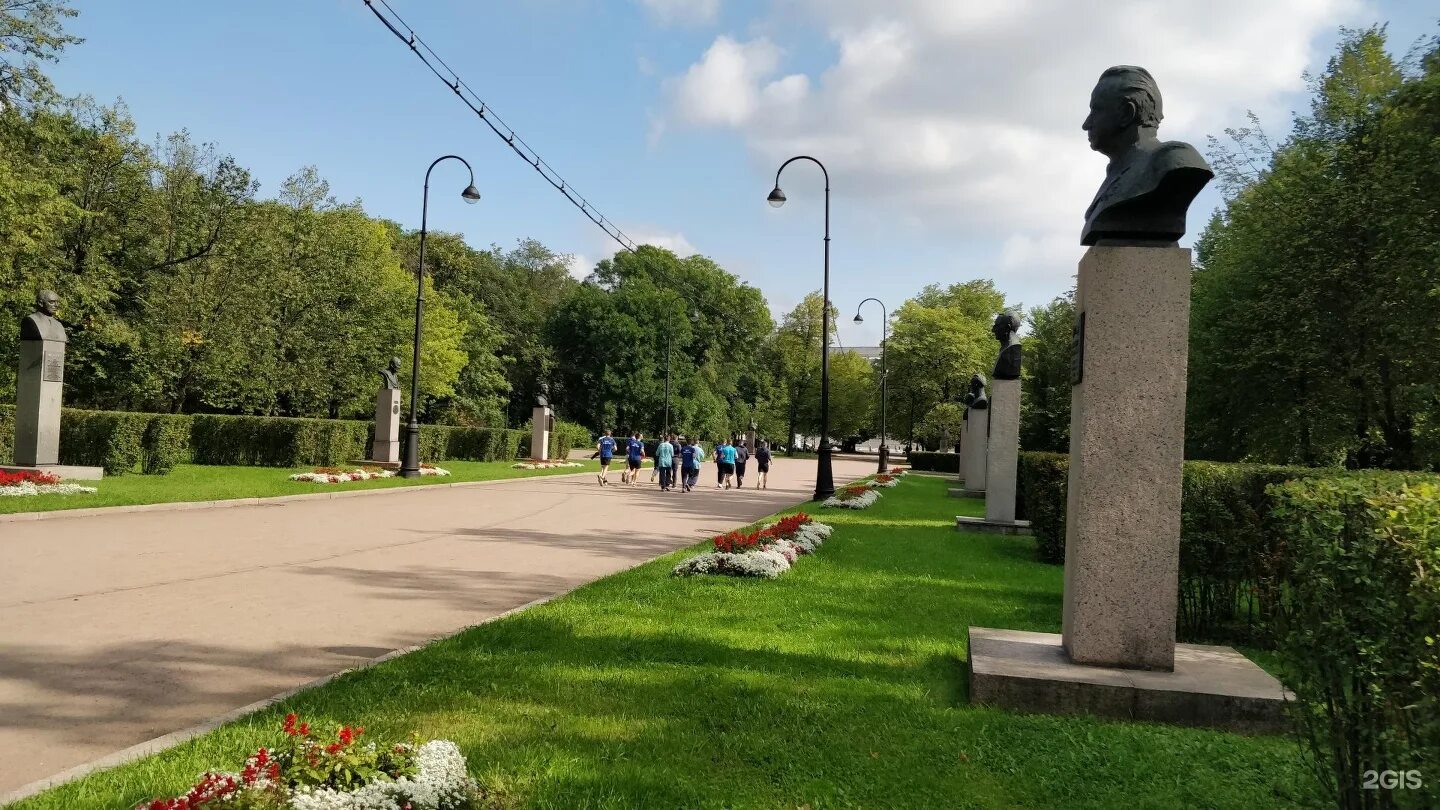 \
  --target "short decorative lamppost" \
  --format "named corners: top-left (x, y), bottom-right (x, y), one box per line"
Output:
top-left (401, 155), bottom-right (481, 478)
top-left (853, 297), bottom-right (889, 473)
top-left (767, 155), bottom-right (834, 501)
